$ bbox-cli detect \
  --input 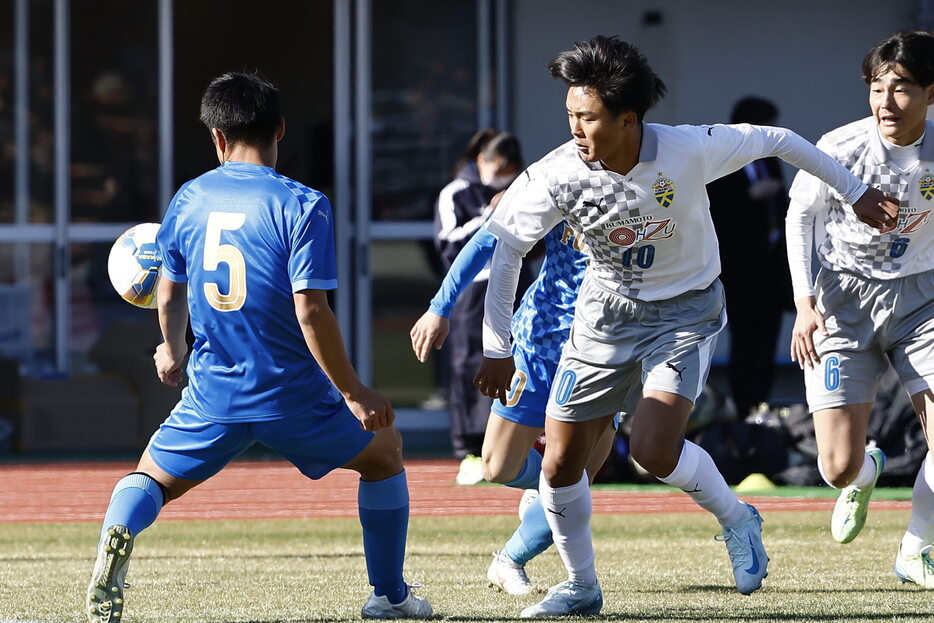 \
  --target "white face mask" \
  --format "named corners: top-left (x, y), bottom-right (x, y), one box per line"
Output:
top-left (488, 173), bottom-right (516, 191)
